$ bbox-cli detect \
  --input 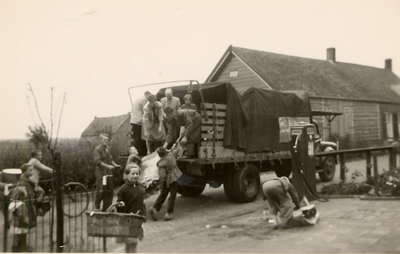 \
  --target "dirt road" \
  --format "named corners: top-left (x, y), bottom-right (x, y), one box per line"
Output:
top-left (110, 154), bottom-right (396, 252)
